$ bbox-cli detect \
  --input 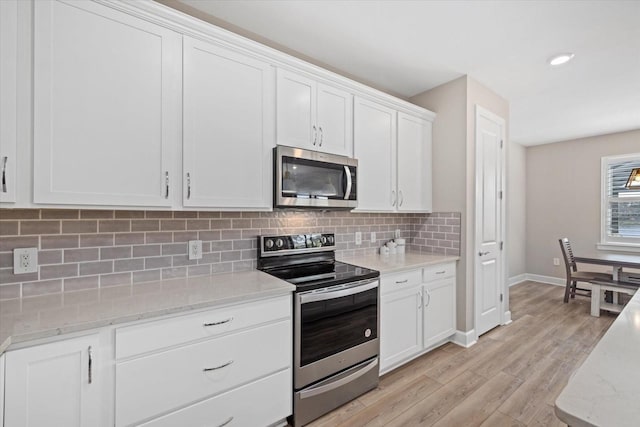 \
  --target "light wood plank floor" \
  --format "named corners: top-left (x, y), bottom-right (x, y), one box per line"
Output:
top-left (307, 281), bottom-right (616, 427)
